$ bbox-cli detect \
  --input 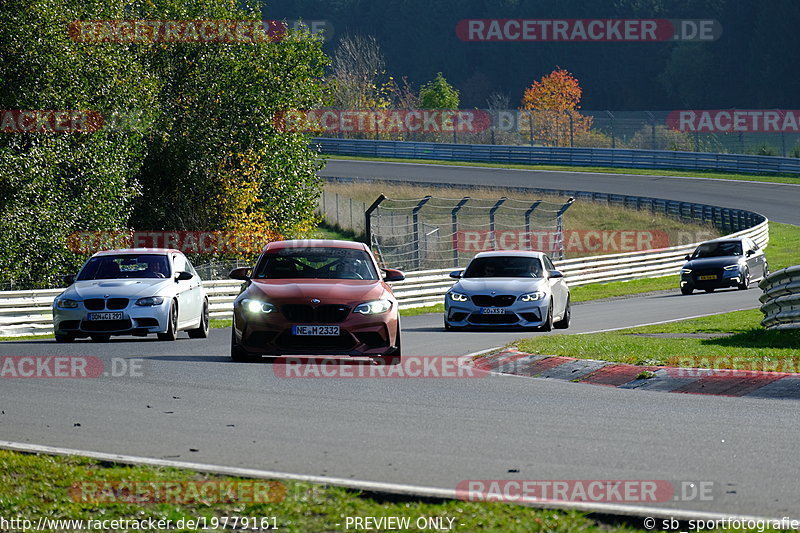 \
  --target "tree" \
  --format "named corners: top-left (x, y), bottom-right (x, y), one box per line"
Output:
top-left (520, 68), bottom-right (592, 147)
top-left (419, 72), bottom-right (460, 109)
top-left (0, 0), bottom-right (329, 288)
top-left (329, 34), bottom-right (388, 109)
